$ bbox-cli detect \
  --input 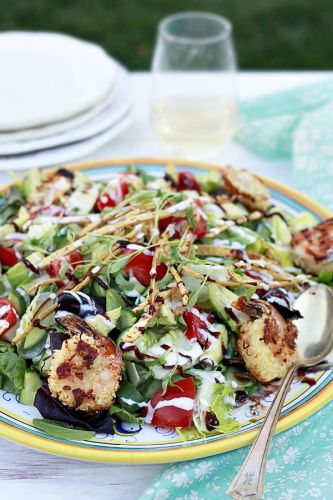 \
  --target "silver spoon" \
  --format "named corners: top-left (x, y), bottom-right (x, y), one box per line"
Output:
top-left (227, 284), bottom-right (333, 500)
